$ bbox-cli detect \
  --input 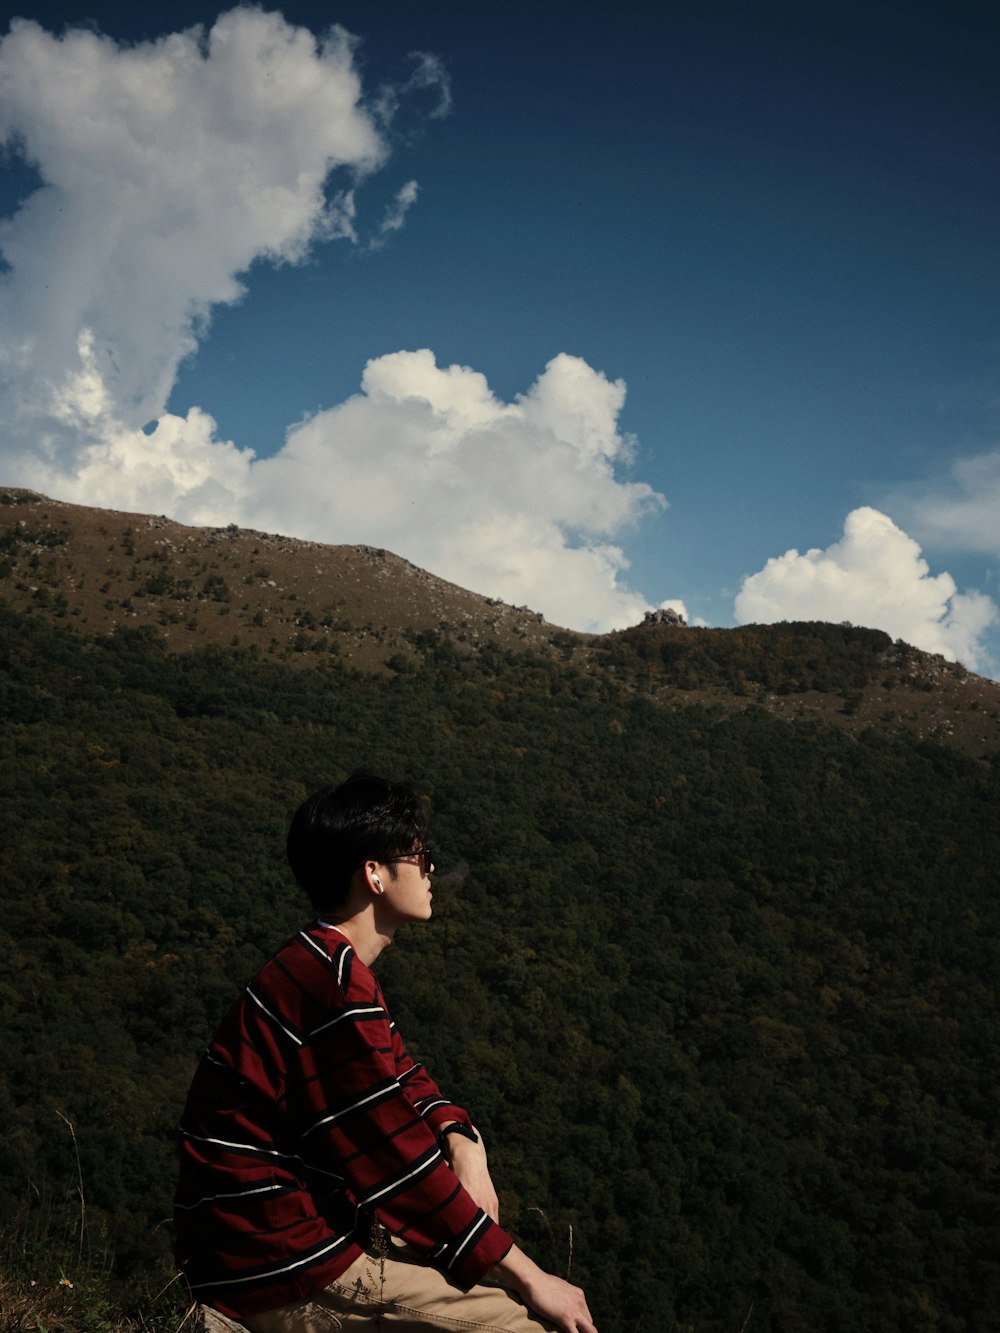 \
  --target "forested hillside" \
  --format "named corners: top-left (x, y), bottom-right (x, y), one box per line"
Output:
top-left (1, 600), bottom-right (998, 1332)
